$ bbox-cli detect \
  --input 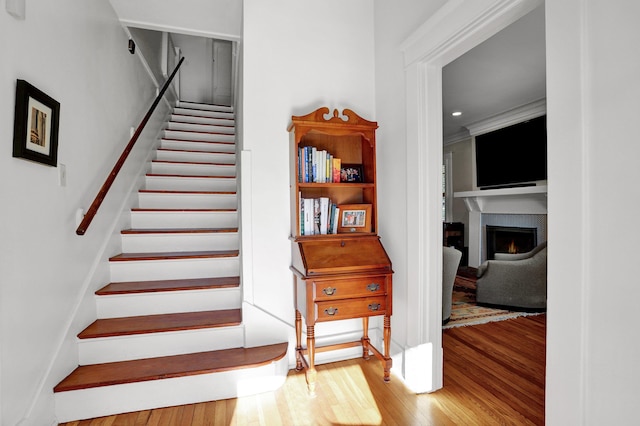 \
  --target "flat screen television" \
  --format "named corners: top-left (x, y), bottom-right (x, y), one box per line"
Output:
top-left (475, 115), bottom-right (547, 189)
